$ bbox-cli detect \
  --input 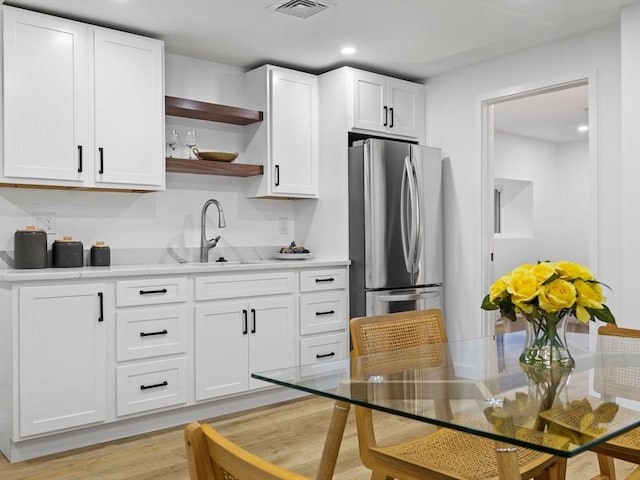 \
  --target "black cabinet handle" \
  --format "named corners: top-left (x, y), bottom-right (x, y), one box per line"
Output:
top-left (316, 352), bottom-right (335, 359)
top-left (389, 107), bottom-right (394, 128)
top-left (77, 145), bottom-right (83, 172)
top-left (242, 309), bottom-right (248, 334)
top-left (139, 288), bottom-right (168, 295)
top-left (315, 278), bottom-right (335, 283)
top-left (274, 165), bottom-right (280, 187)
top-left (98, 292), bottom-right (103, 322)
top-left (250, 308), bottom-right (256, 334)
top-left (316, 310), bottom-right (335, 316)
top-left (140, 381), bottom-right (168, 390)
top-left (383, 105), bottom-right (388, 126)
top-left (98, 147), bottom-right (104, 174)
top-left (140, 329), bottom-right (168, 337)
